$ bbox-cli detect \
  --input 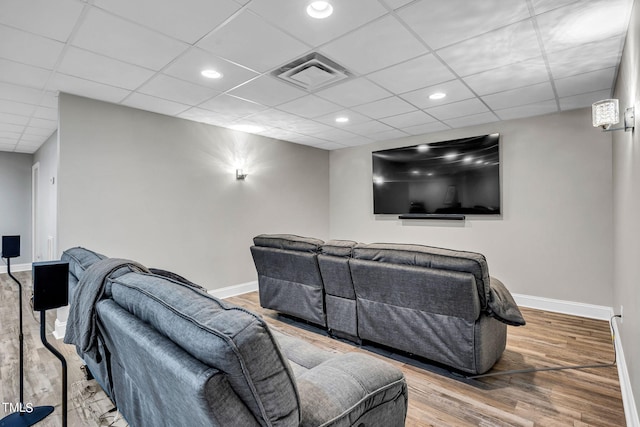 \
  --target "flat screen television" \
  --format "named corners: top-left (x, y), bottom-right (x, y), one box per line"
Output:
top-left (372, 133), bottom-right (501, 216)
